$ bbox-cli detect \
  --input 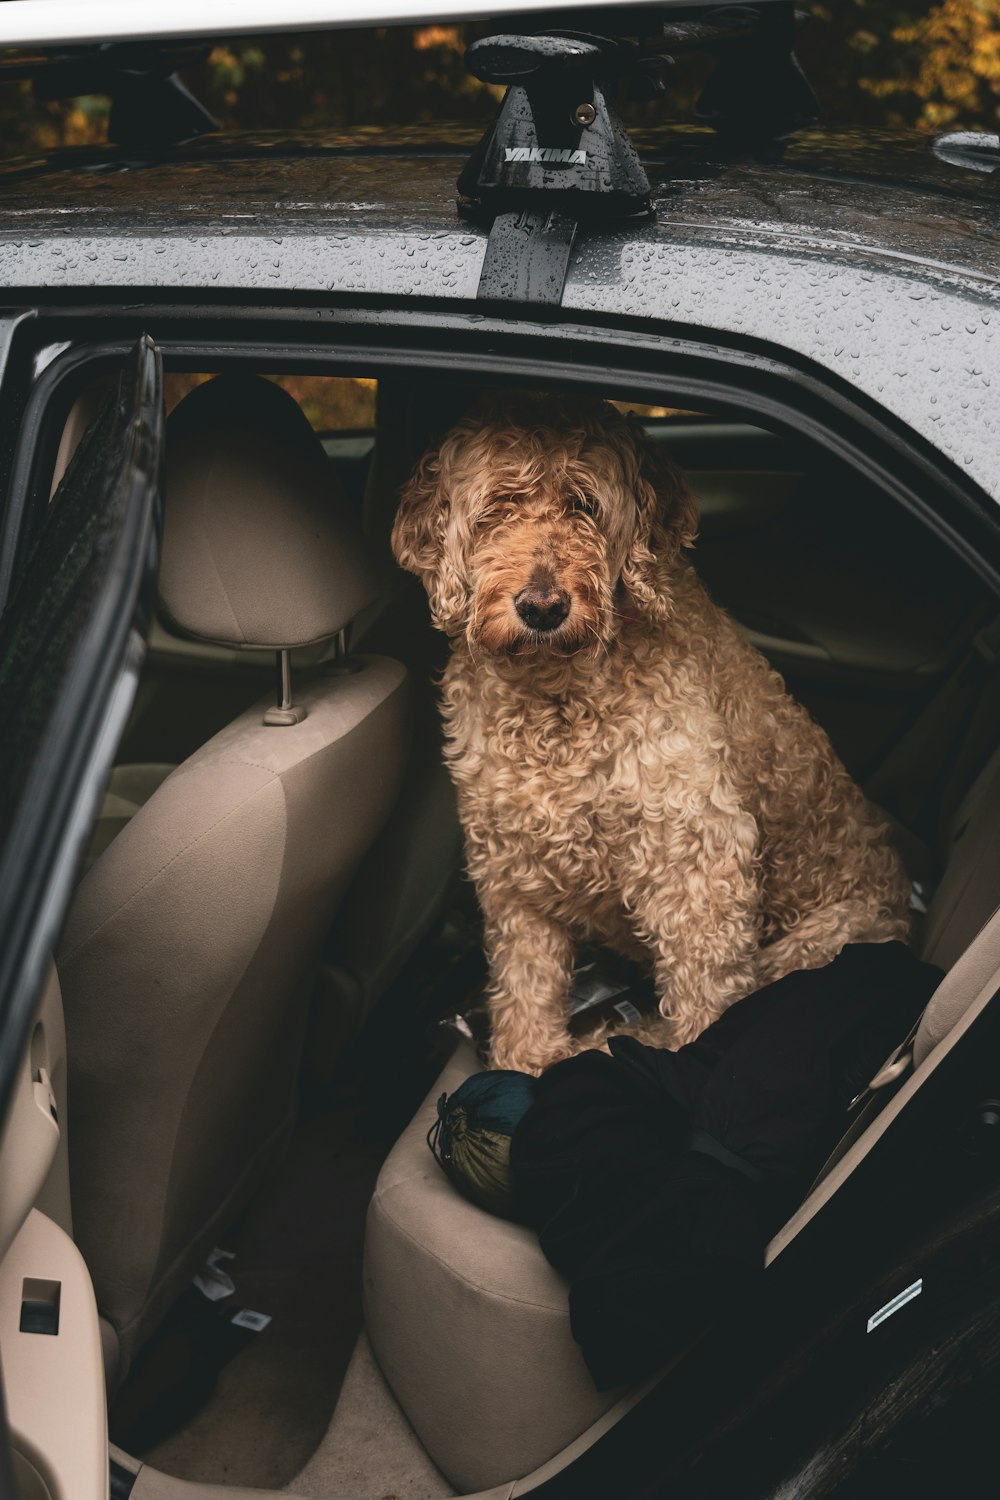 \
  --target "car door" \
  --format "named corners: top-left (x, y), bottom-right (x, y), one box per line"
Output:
top-left (0, 335), bottom-right (163, 1499)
